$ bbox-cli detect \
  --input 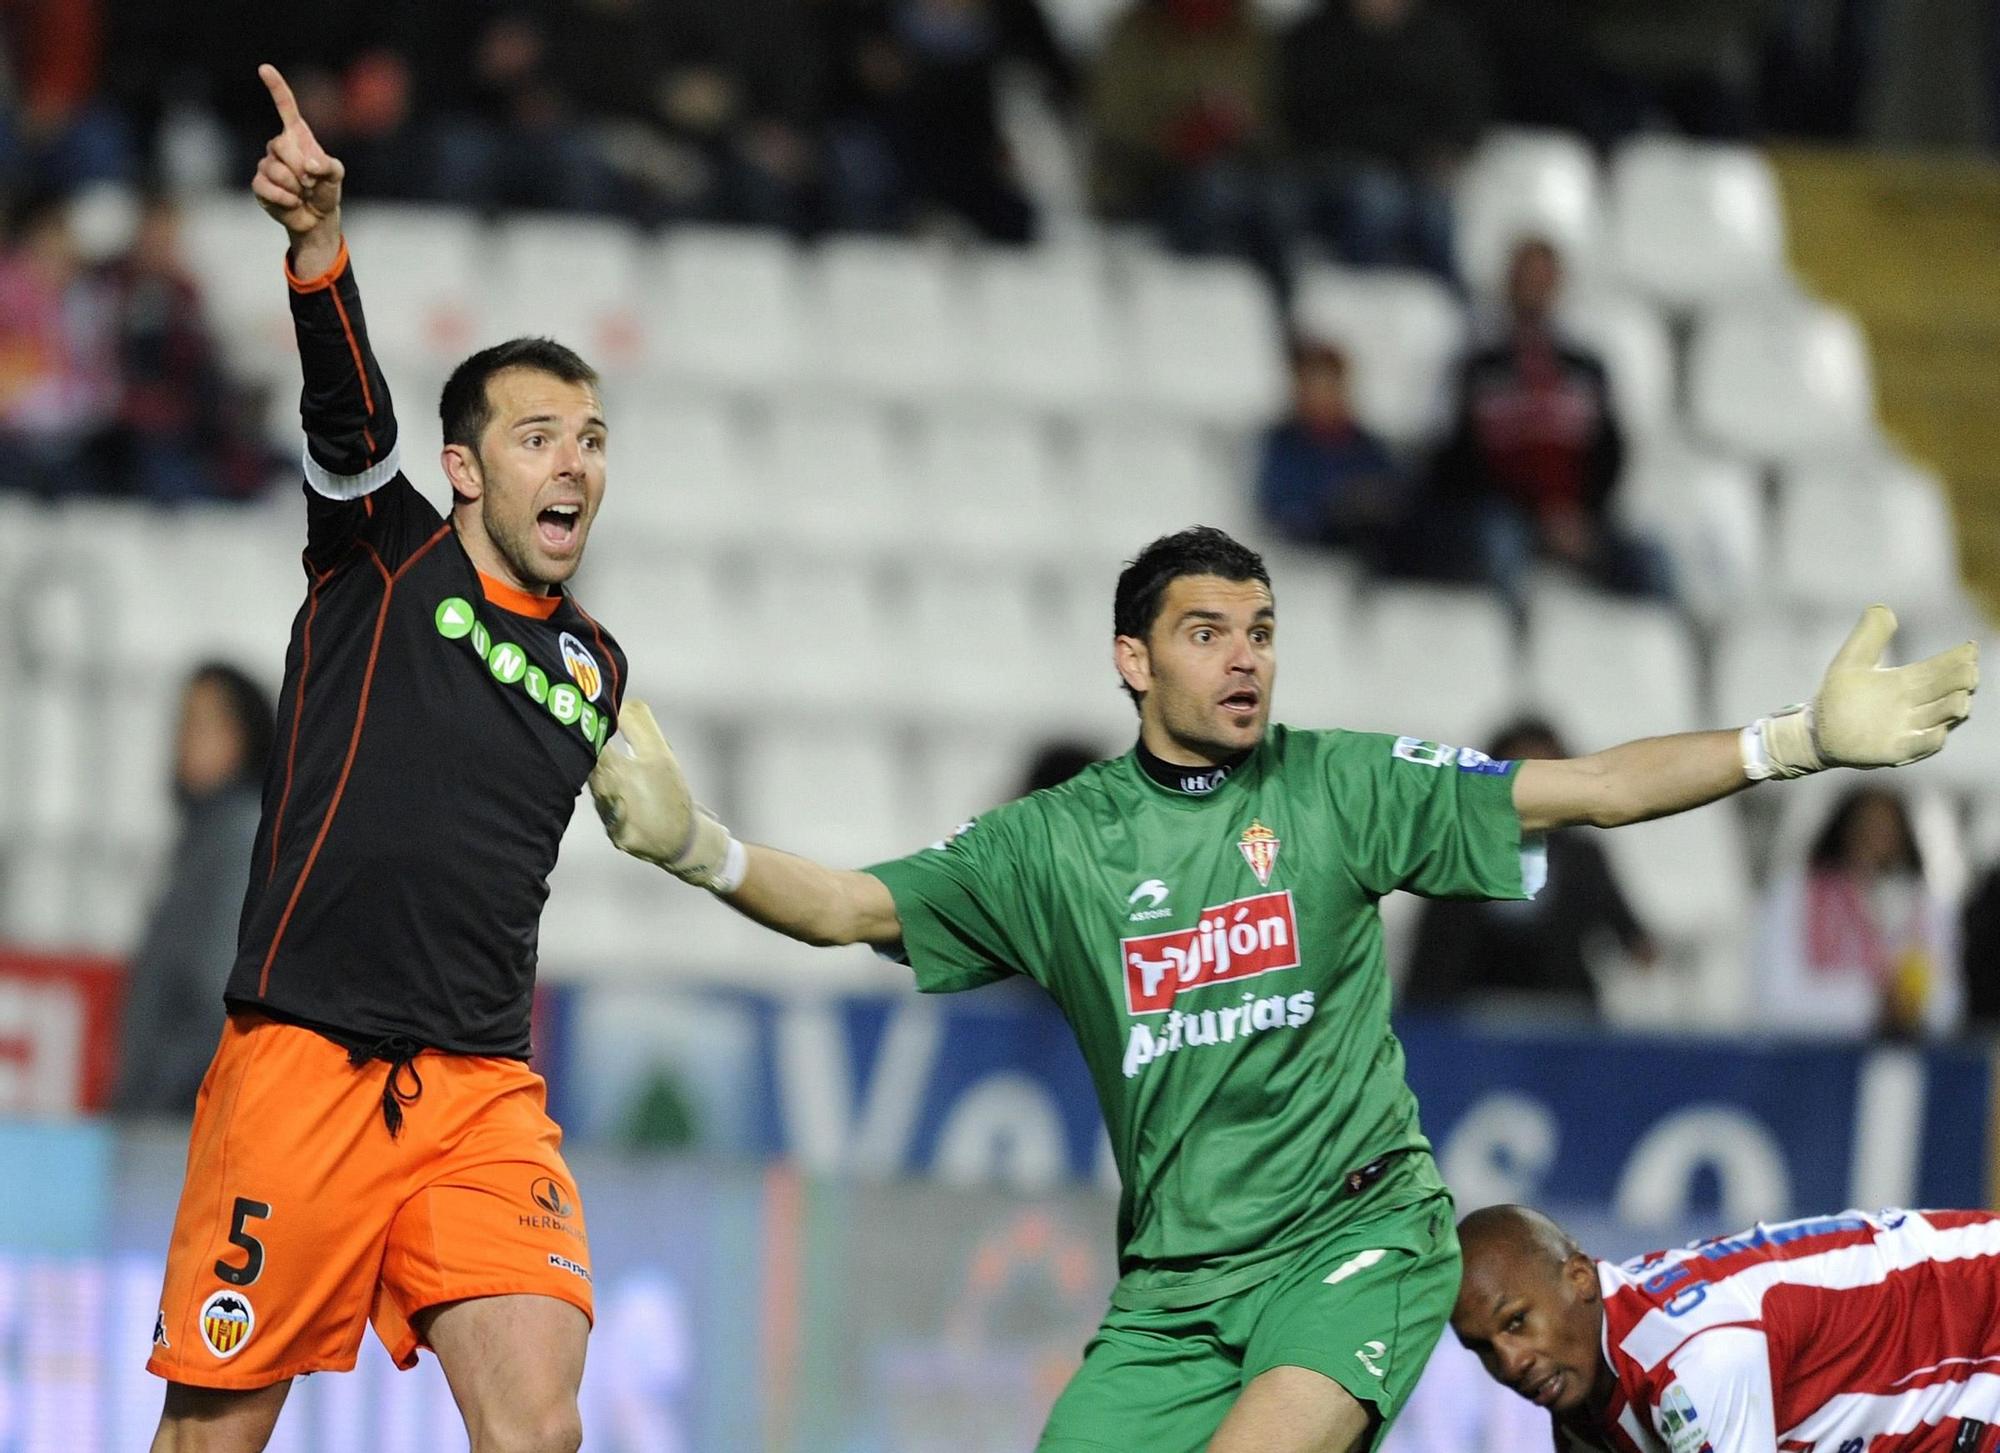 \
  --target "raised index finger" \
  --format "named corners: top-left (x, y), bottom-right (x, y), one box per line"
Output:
top-left (259, 63), bottom-right (304, 129)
